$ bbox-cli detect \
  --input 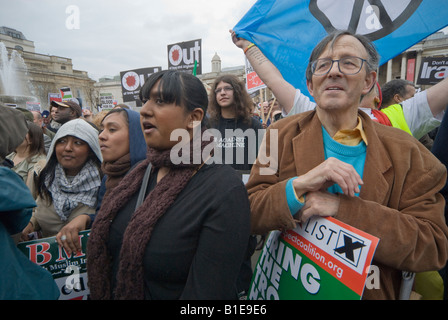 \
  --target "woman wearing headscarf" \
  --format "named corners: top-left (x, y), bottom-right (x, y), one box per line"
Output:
top-left (88, 70), bottom-right (251, 300)
top-left (96, 107), bottom-right (147, 205)
top-left (21, 119), bottom-right (102, 254)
